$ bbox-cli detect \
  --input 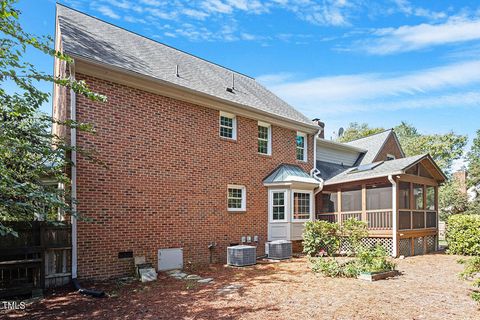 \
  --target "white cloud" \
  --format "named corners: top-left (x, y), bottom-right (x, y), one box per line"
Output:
top-left (139, 0), bottom-right (162, 6)
top-left (261, 60), bottom-right (480, 115)
top-left (392, 0), bottom-right (446, 20)
top-left (182, 8), bottom-right (209, 20)
top-left (96, 5), bottom-right (121, 19)
top-left (361, 16), bottom-right (480, 54)
top-left (202, 0), bottom-right (233, 14)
